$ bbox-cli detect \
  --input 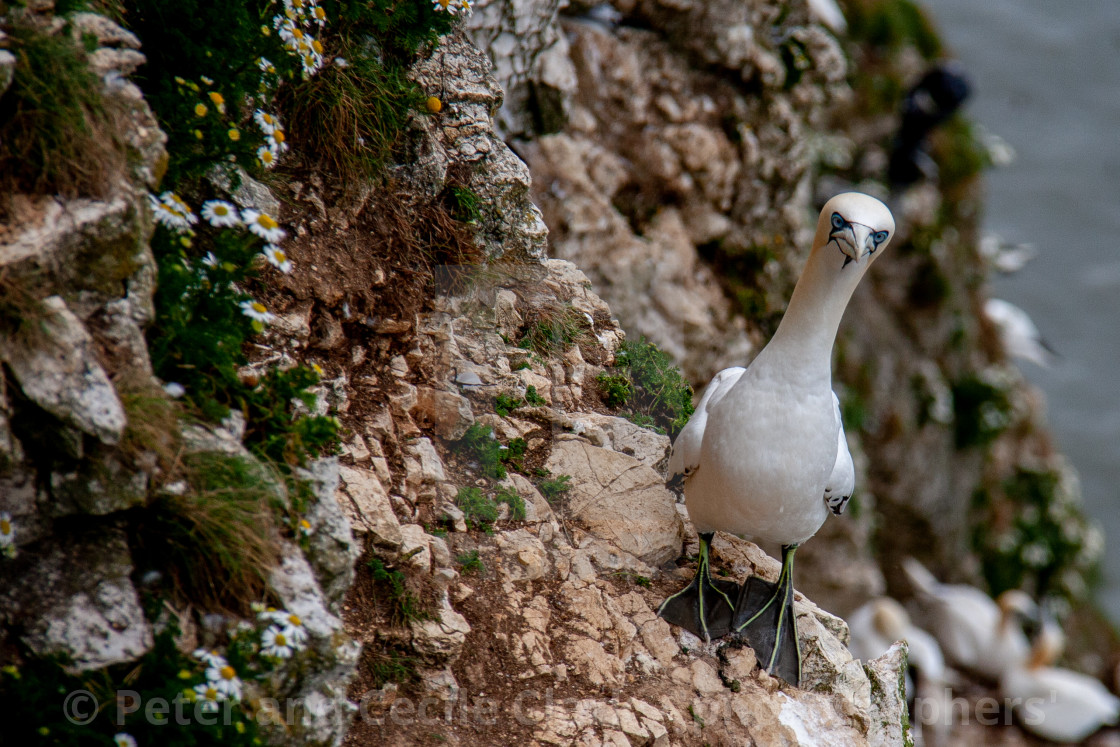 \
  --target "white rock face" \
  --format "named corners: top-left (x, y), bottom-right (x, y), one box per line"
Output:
top-left (546, 434), bottom-right (685, 566)
top-left (3, 296), bottom-right (126, 445)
